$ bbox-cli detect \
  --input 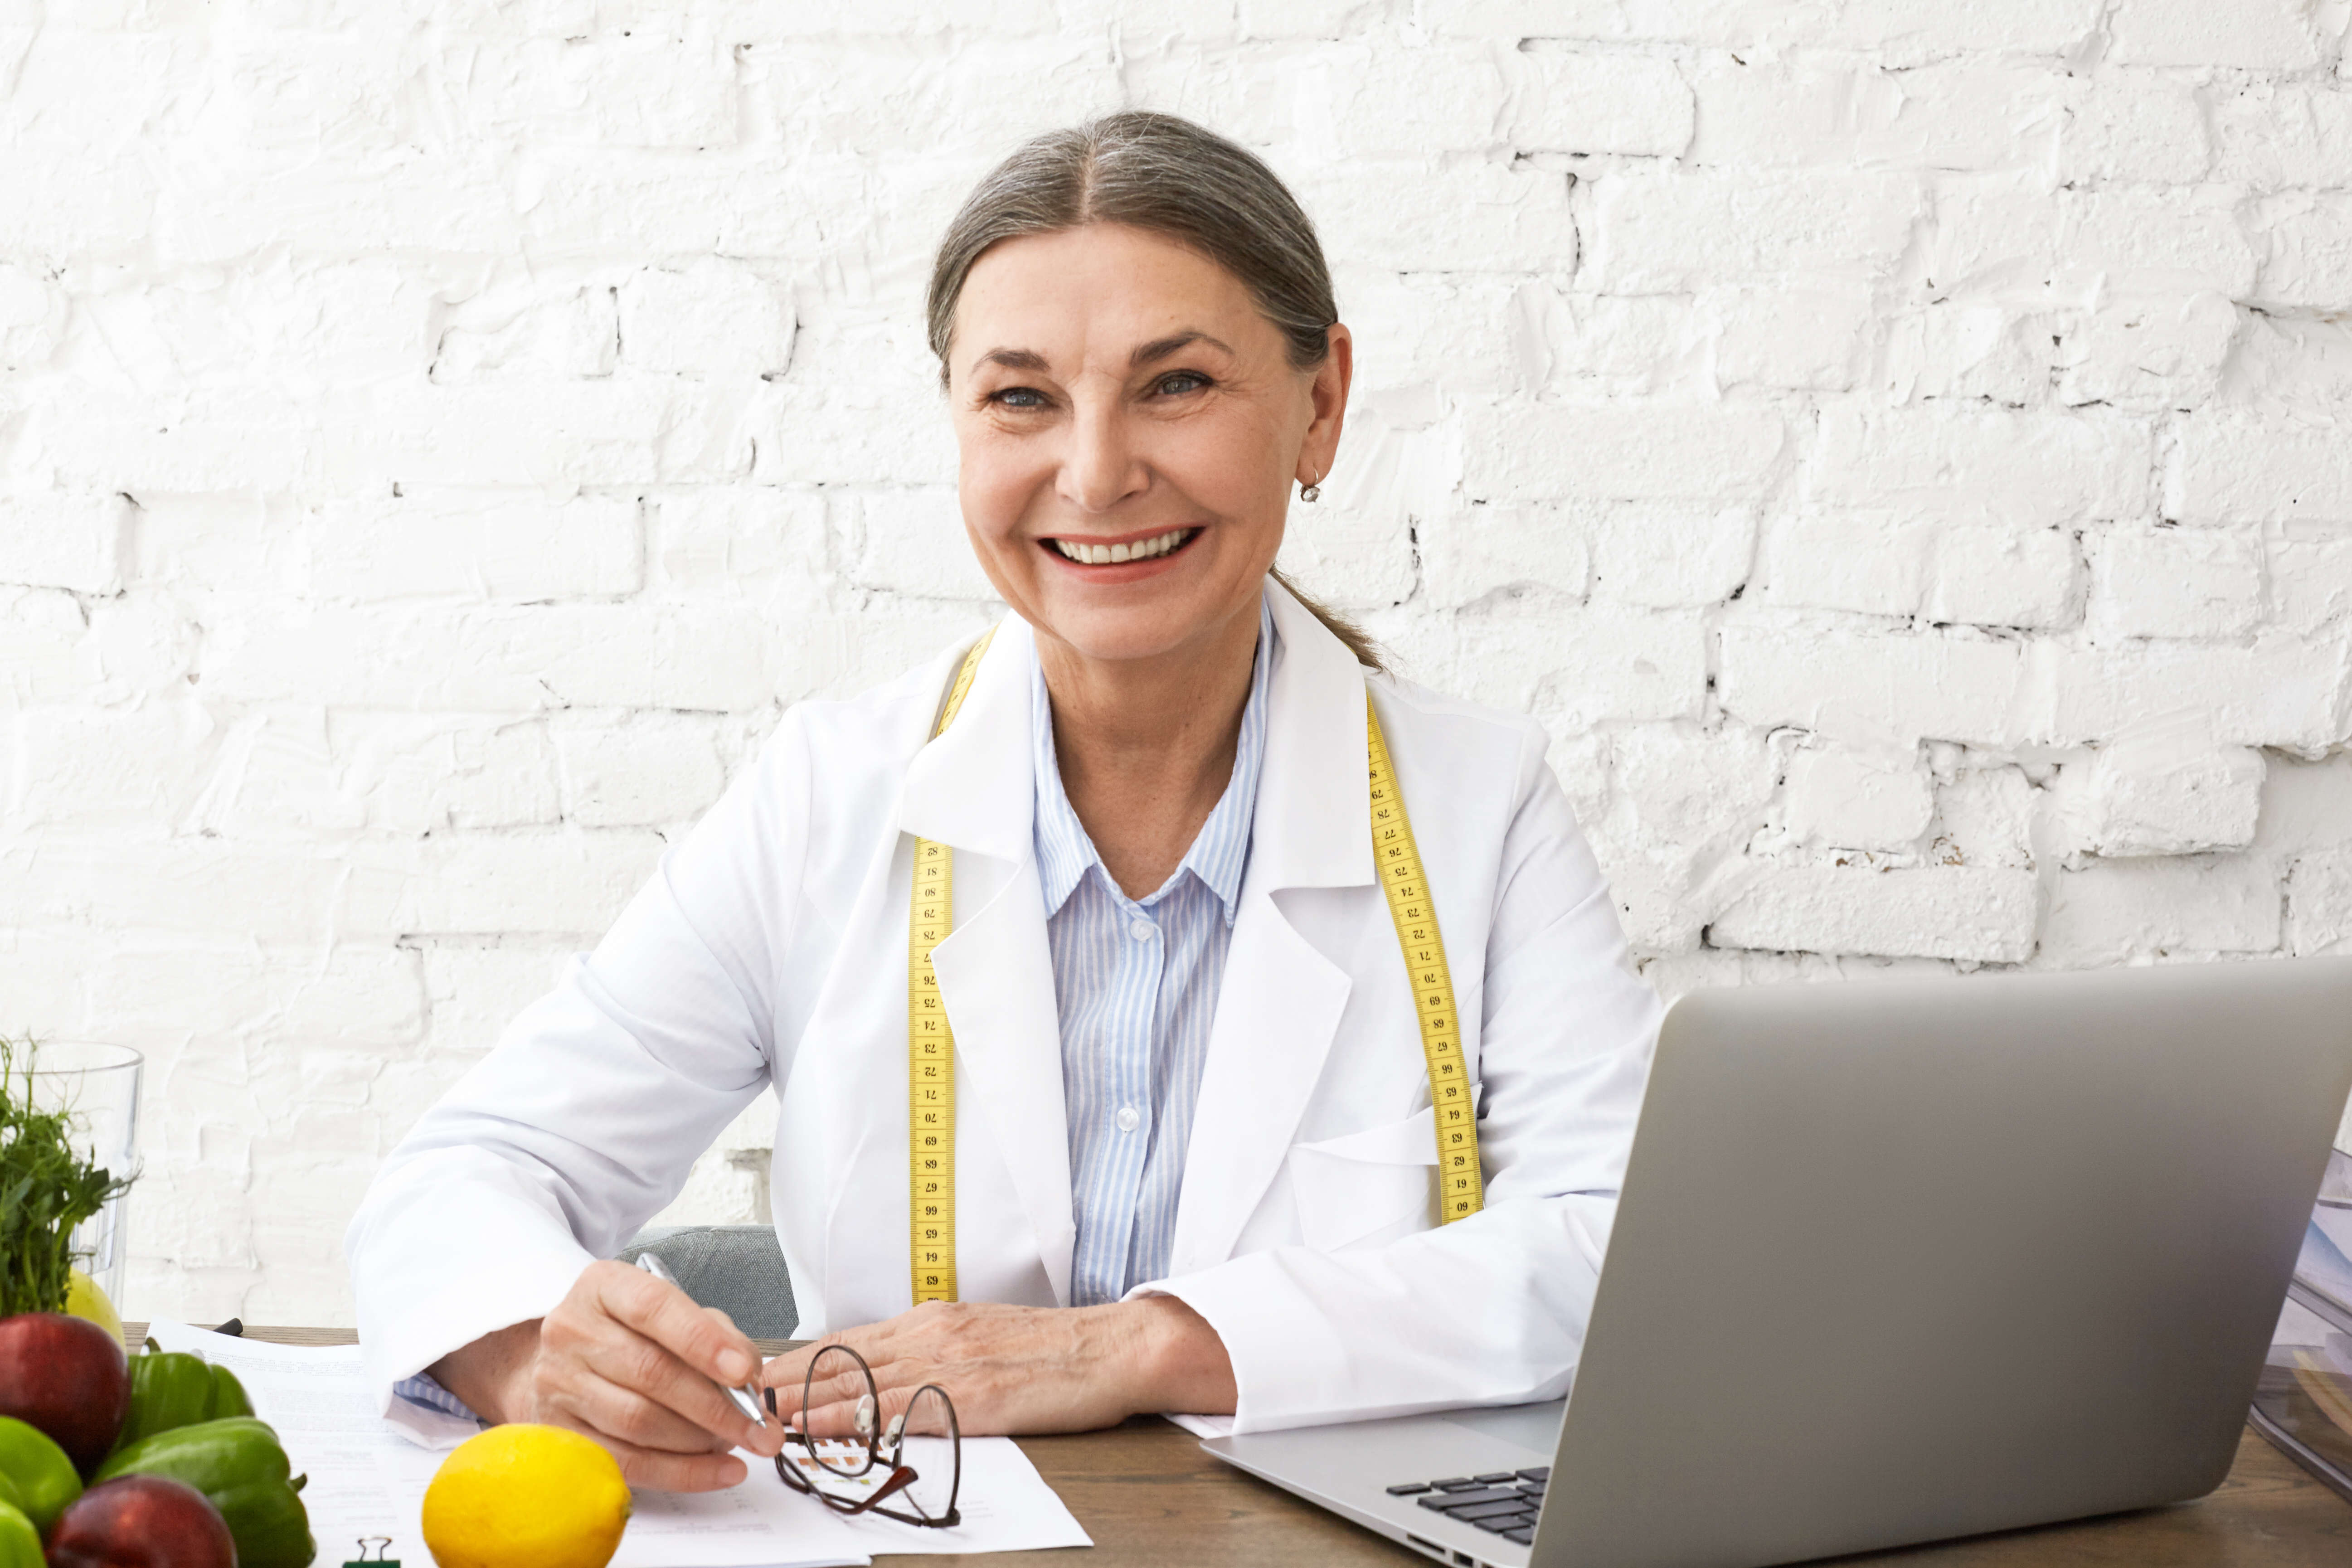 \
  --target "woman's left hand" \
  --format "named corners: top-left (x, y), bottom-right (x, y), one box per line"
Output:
top-left (761, 1295), bottom-right (1236, 1437)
